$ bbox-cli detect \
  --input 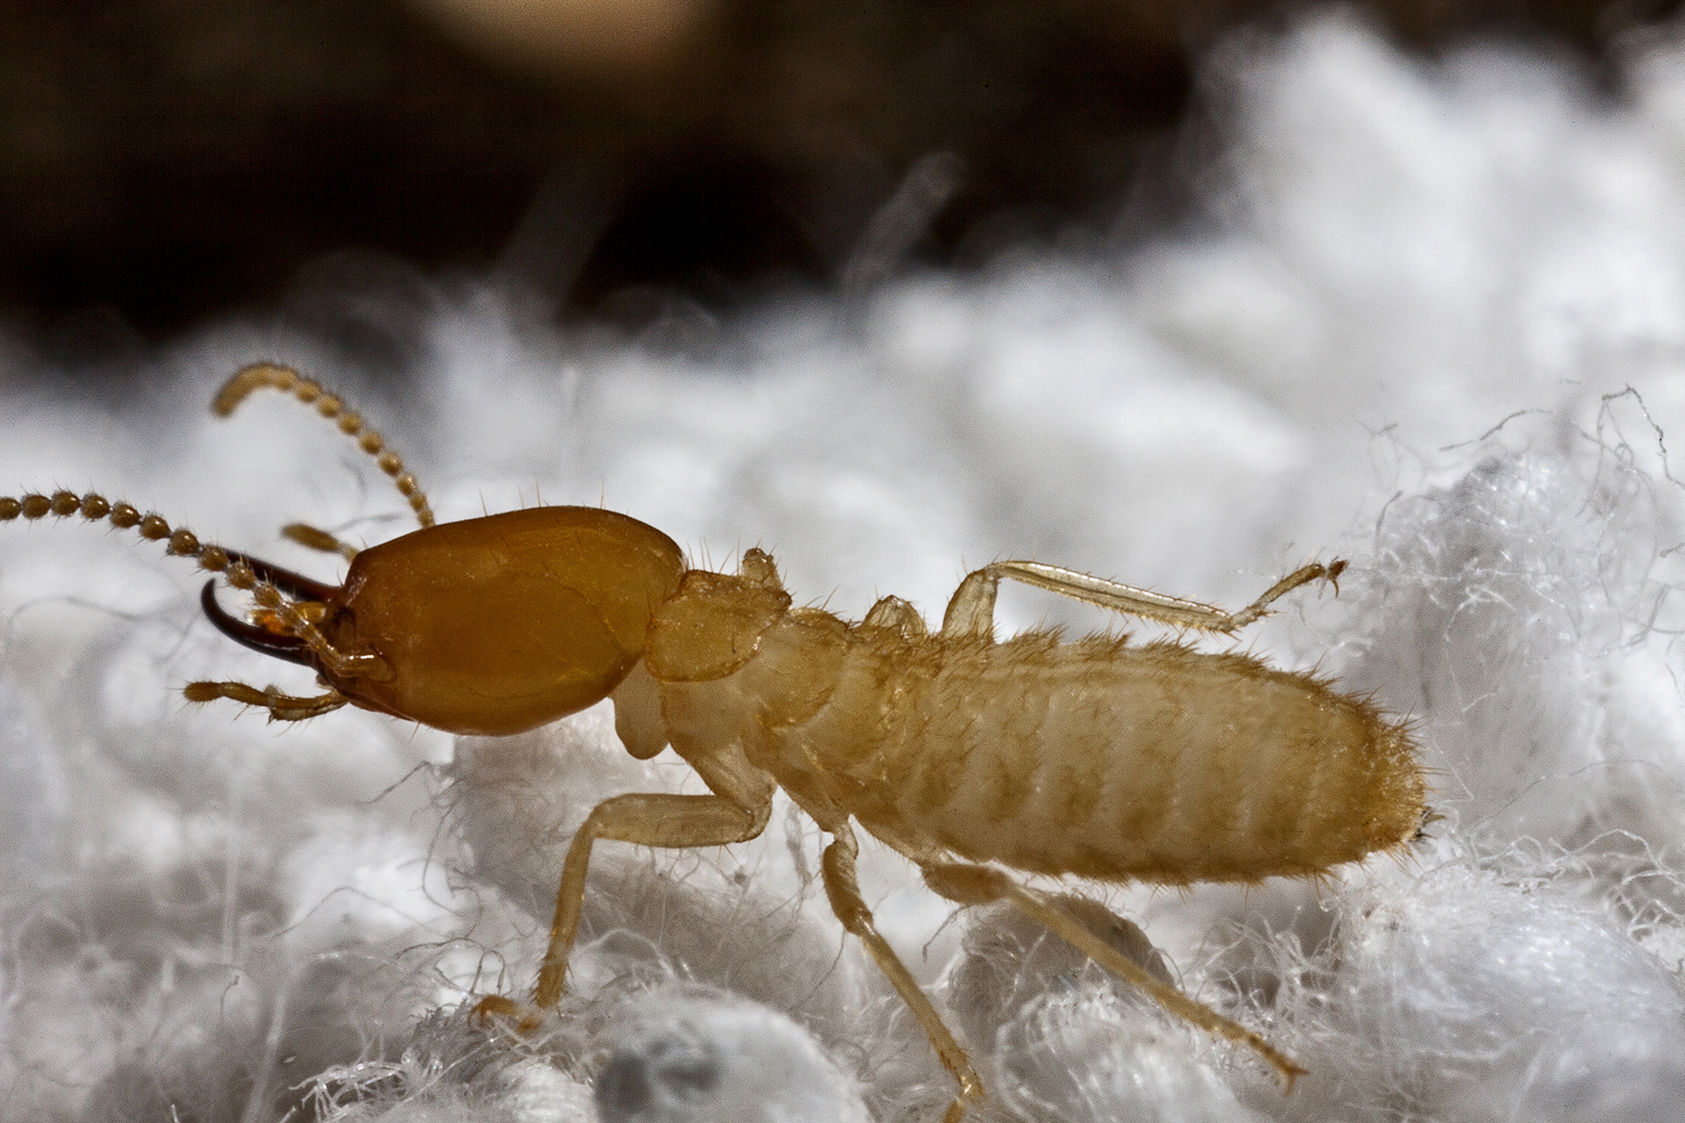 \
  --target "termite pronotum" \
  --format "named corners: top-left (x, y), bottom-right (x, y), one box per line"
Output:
top-left (2, 363), bottom-right (1427, 1121)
